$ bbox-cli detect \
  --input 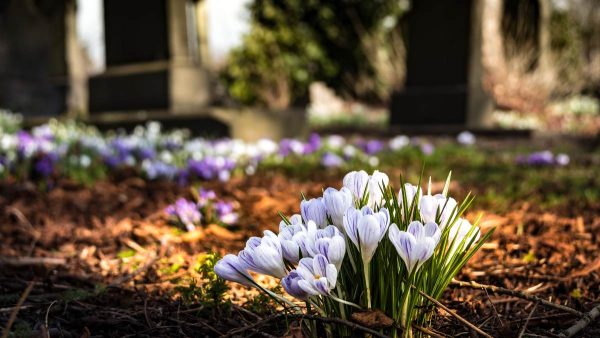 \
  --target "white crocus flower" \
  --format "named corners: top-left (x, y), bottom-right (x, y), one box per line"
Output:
top-left (389, 221), bottom-right (441, 274)
top-left (448, 218), bottom-right (480, 256)
top-left (343, 206), bottom-right (390, 264)
top-left (306, 225), bottom-right (346, 270)
top-left (238, 231), bottom-right (287, 278)
top-left (367, 170), bottom-right (389, 208)
top-left (419, 194), bottom-right (457, 228)
top-left (399, 183), bottom-right (422, 212)
top-left (323, 187), bottom-right (353, 229)
top-left (214, 254), bottom-right (256, 287)
top-left (343, 170), bottom-right (370, 201)
top-left (301, 198), bottom-right (328, 228)
top-left (296, 254), bottom-right (338, 296)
